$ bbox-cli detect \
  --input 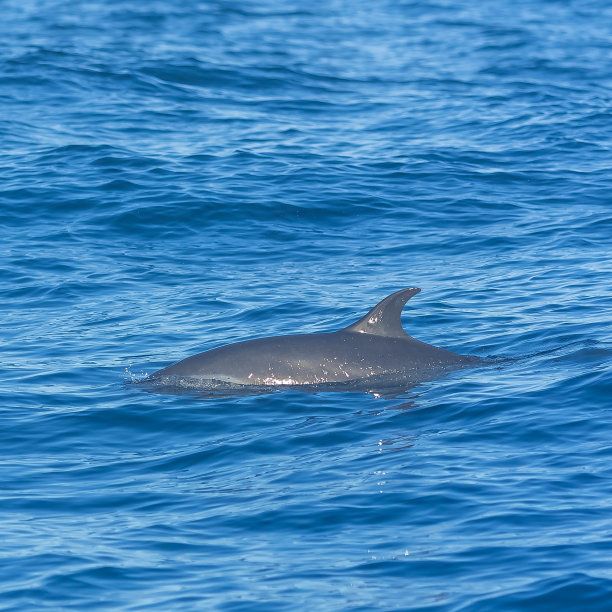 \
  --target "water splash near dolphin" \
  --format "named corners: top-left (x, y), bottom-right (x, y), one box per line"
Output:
top-left (144, 288), bottom-right (483, 396)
